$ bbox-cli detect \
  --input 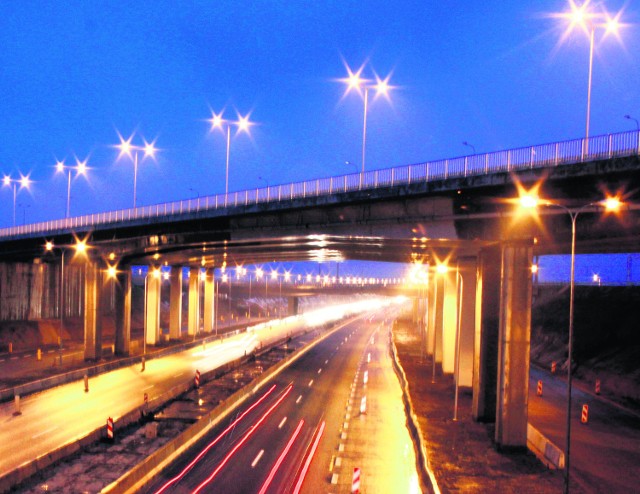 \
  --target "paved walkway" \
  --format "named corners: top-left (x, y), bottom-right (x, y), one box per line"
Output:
top-left (392, 319), bottom-right (564, 494)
